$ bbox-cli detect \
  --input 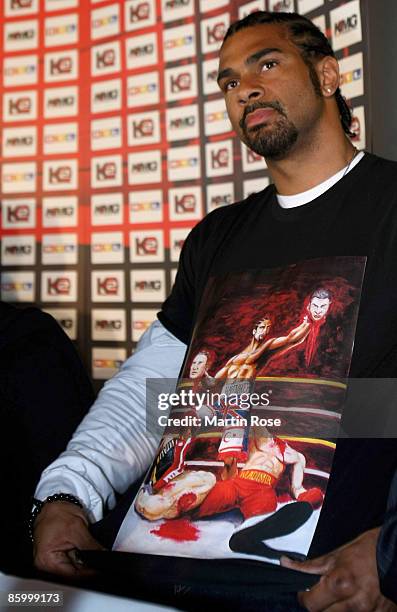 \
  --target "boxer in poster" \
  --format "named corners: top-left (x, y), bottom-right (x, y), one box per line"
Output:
top-left (213, 287), bottom-right (332, 383)
top-left (211, 288), bottom-right (332, 478)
